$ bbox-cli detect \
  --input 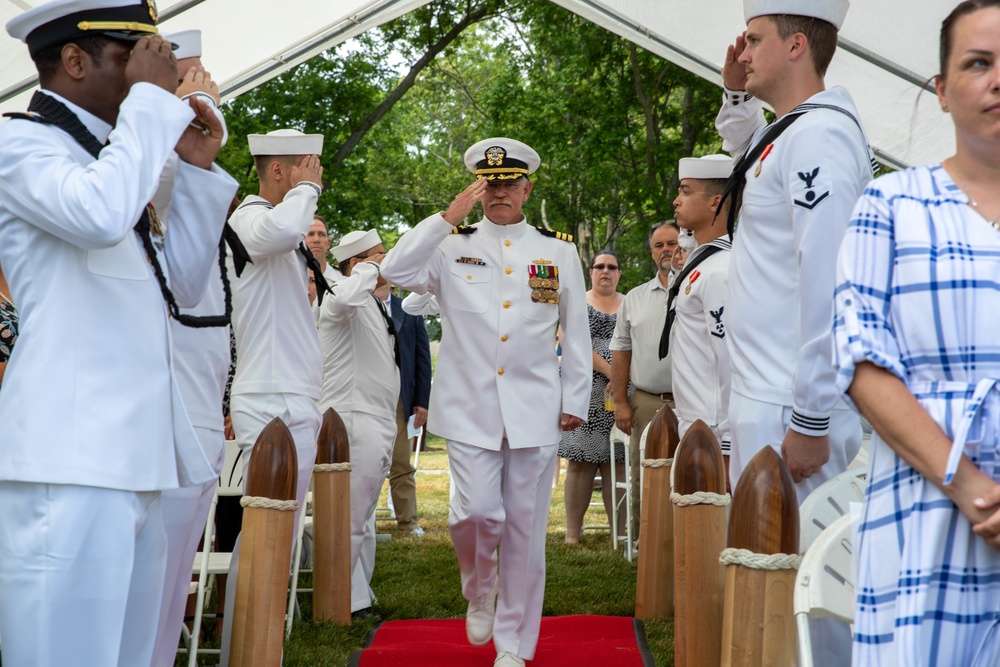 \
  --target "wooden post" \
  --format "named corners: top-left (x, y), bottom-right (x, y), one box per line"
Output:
top-left (720, 446), bottom-right (799, 667)
top-left (634, 405), bottom-right (680, 618)
top-left (312, 408), bottom-right (352, 624)
top-left (673, 420), bottom-right (728, 667)
top-left (229, 418), bottom-right (299, 667)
